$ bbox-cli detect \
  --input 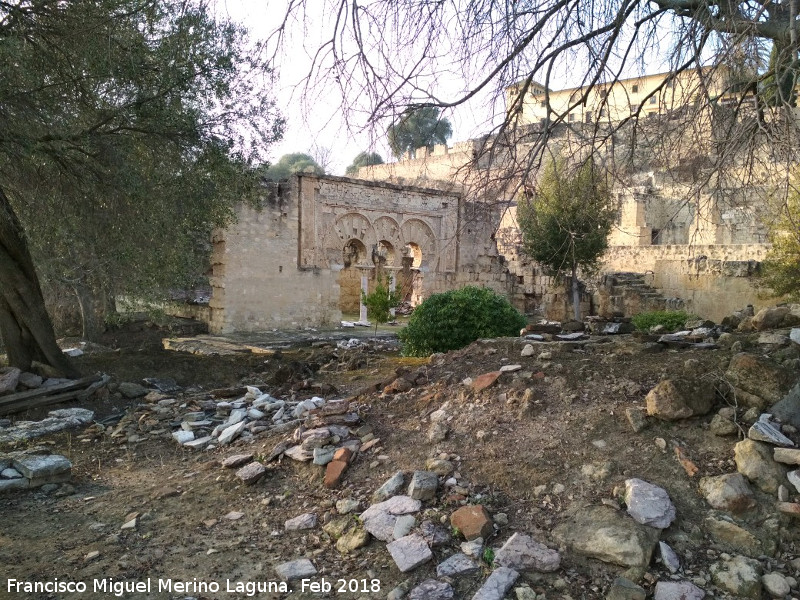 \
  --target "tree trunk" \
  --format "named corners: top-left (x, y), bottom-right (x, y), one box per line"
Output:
top-left (72, 282), bottom-right (103, 341)
top-left (0, 186), bottom-right (79, 377)
top-left (571, 265), bottom-right (581, 321)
